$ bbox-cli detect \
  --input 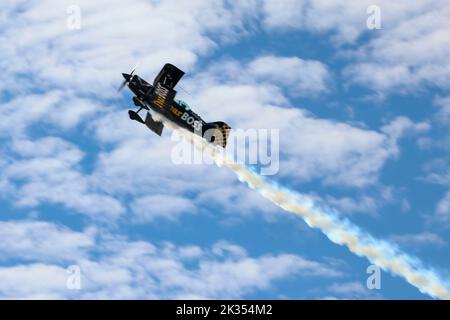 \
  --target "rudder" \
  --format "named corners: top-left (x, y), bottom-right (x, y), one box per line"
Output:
top-left (203, 121), bottom-right (231, 148)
